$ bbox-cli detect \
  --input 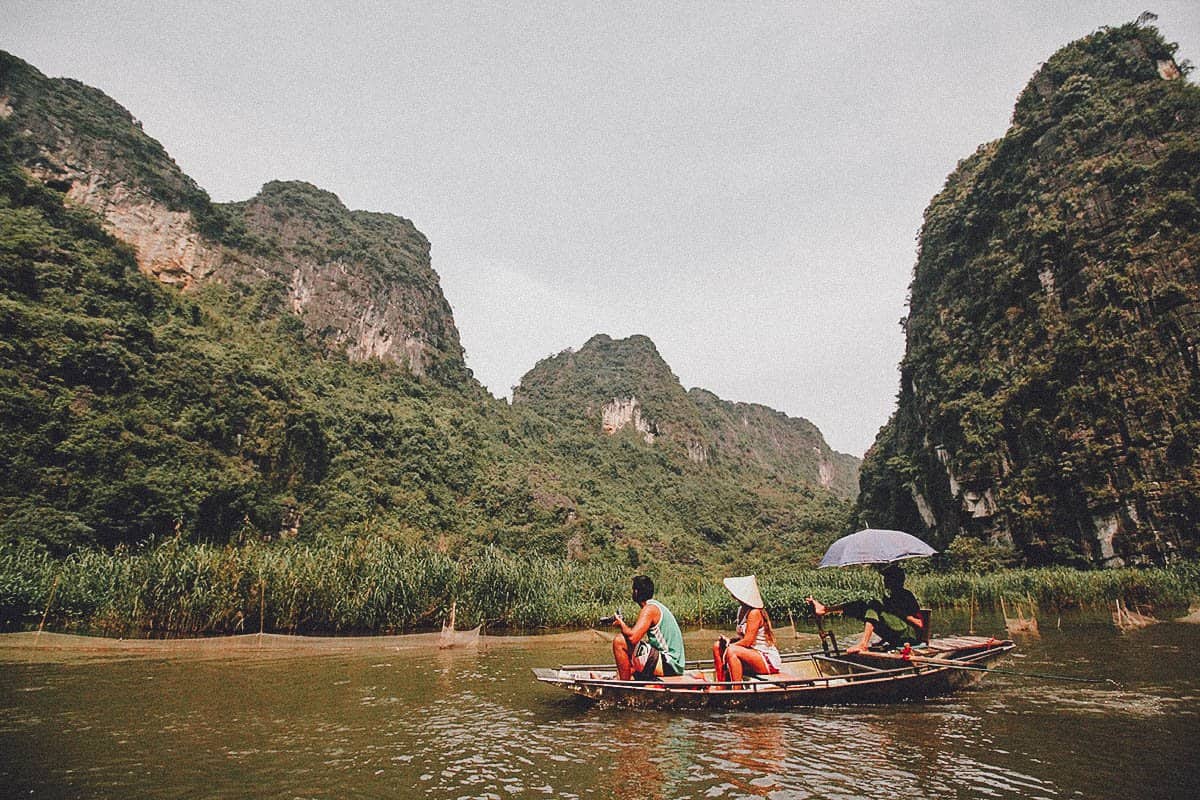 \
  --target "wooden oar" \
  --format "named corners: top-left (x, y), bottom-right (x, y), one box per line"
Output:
top-left (874, 651), bottom-right (1116, 685)
top-left (807, 601), bottom-right (840, 657)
